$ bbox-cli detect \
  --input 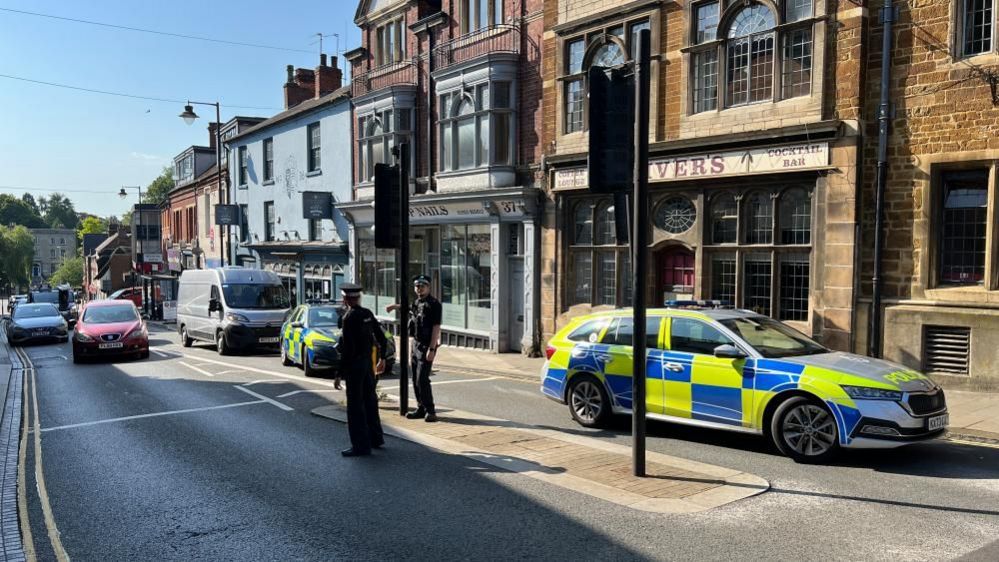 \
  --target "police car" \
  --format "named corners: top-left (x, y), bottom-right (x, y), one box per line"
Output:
top-left (541, 302), bottom-right (949, 462)
top-left (280, 302), bottom-right (395, 377)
